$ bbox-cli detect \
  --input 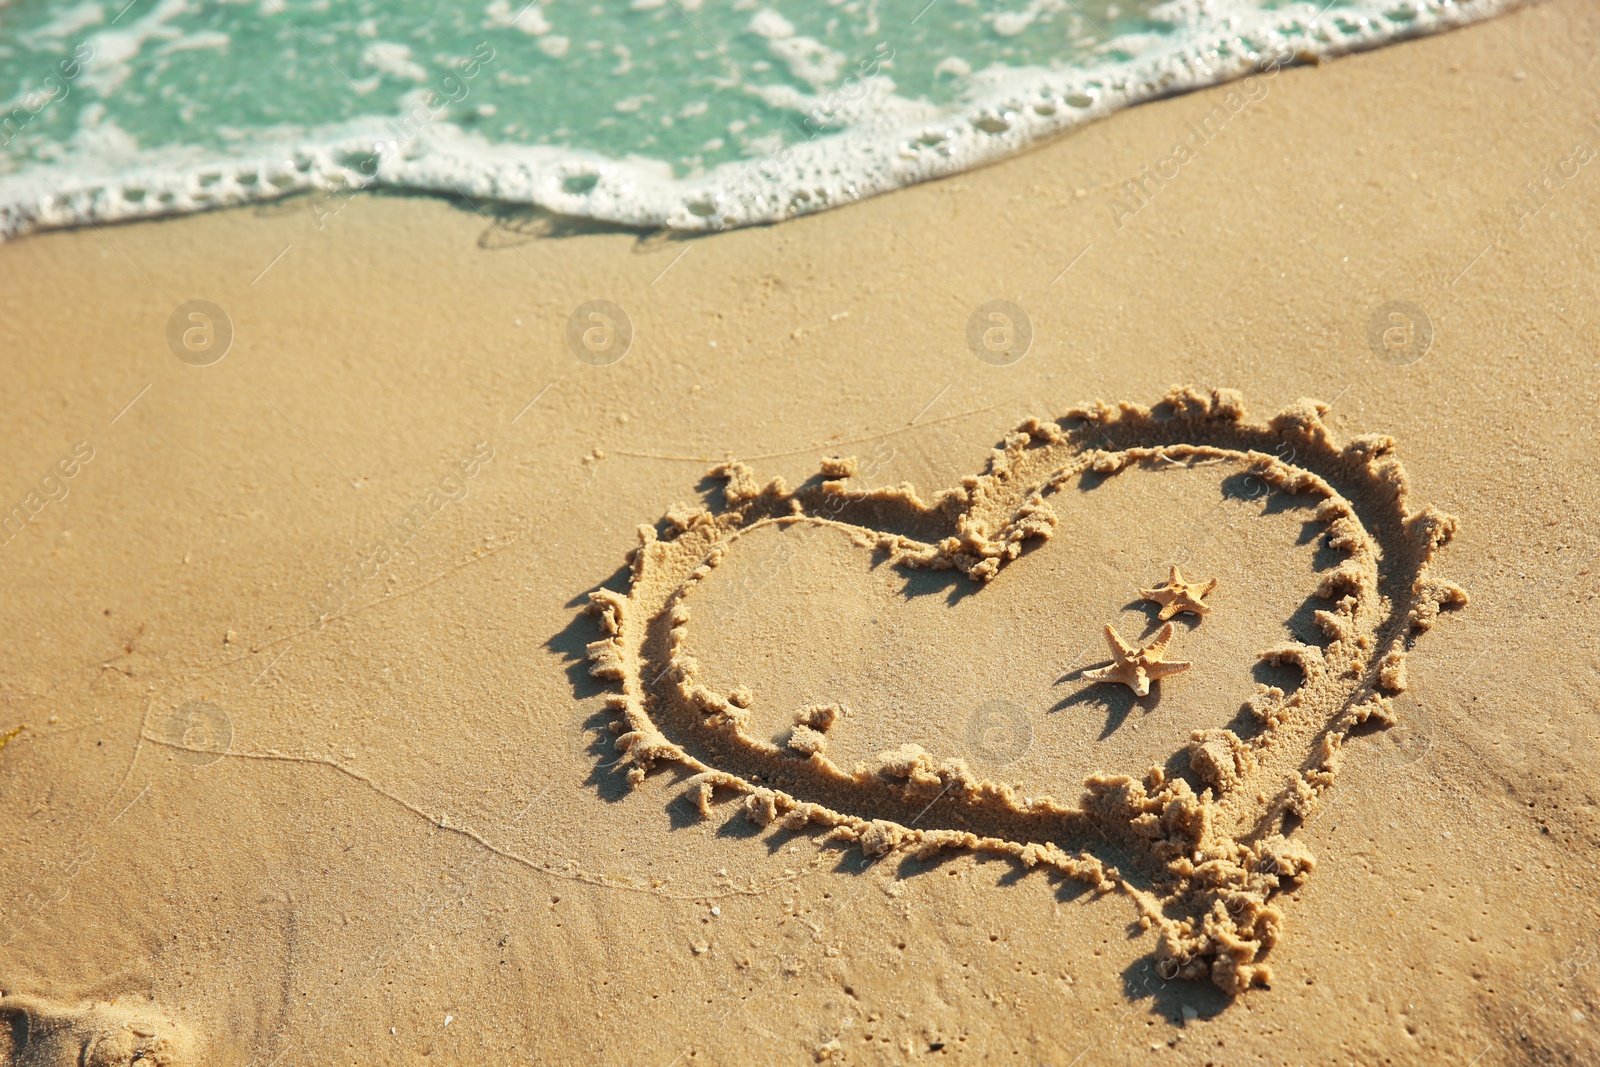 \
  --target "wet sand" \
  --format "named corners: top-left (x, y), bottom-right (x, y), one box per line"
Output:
top-left (1, 1), bottom-right (1598, 1063)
